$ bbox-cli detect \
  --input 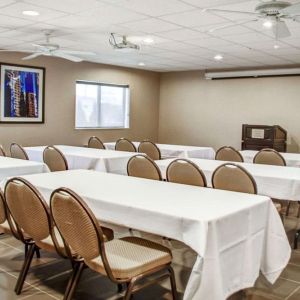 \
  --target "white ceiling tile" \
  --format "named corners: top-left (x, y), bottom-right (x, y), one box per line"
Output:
top-left (24, 0), bottom-right (100, 14)
top-left (186, 37), bottom-right (233, 47)
top-left (121, 18), bottom-right (181, 33)
top-left (179, 0), bottom-right (250, 9)
top-left (0, 0), bottom-right (299, 71)
top-left (156, 28), bottom-right (209, 41)
top-left (0, 0), bottom-right (16, 8)
top-left (160, 10), bottom-right (228, 27)
top-left (78, 2), bottom-right (146, 24)
top-left (0, 15), bottom-right (35, 28)
top-left (0, 2), bottom-right (66, 22)
top-left (102, 0), bottom-right (194, 17)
